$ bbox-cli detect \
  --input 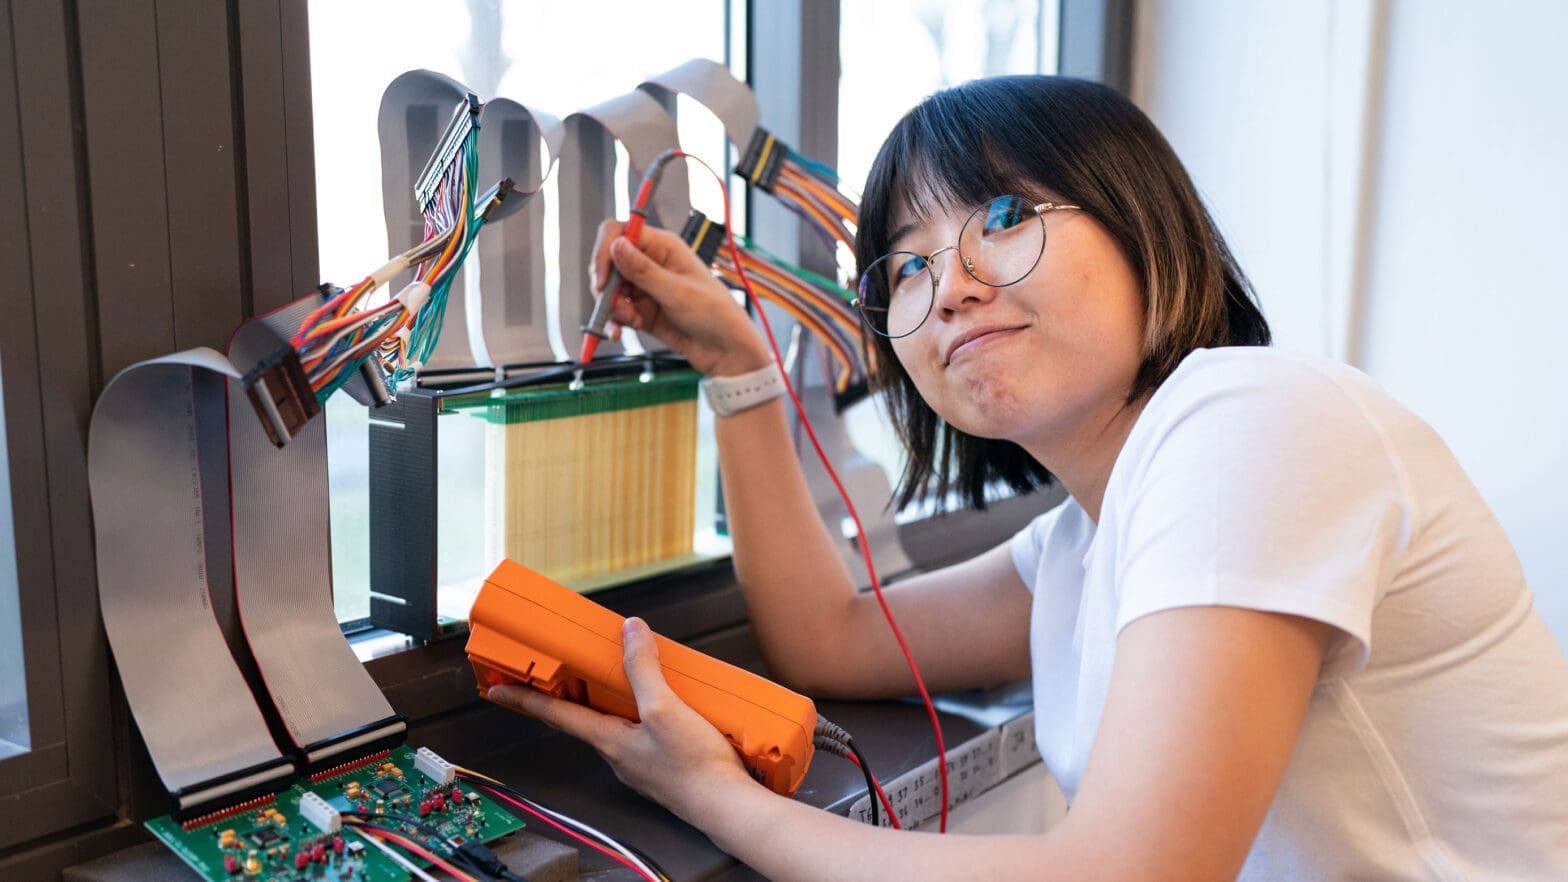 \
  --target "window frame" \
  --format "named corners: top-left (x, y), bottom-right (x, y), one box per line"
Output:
top-left (0, 0), bottom-right (118, 848)
top-left (0, 0), bottom-right (1130, 873)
